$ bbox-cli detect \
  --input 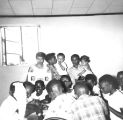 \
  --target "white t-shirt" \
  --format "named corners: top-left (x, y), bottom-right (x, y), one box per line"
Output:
top-left (28, 90), bottom-right (47, 102)
top-left (55, 62), bottom-right (68, 75)
top-left (0, 82), bottom-right (27, 120)
top-left (0, 96), bottom-right (19, 120)
top-left (104, 90), bottom-right (123, 120)
top-left (27, 64), bottom-right (51, 85)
